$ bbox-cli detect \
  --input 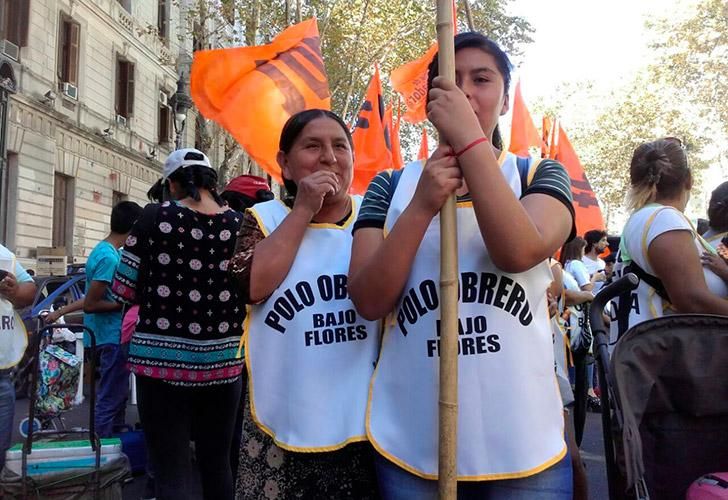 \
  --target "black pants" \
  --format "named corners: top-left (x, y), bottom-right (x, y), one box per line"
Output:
top-left (136, 375), bottom-right (242, 500)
